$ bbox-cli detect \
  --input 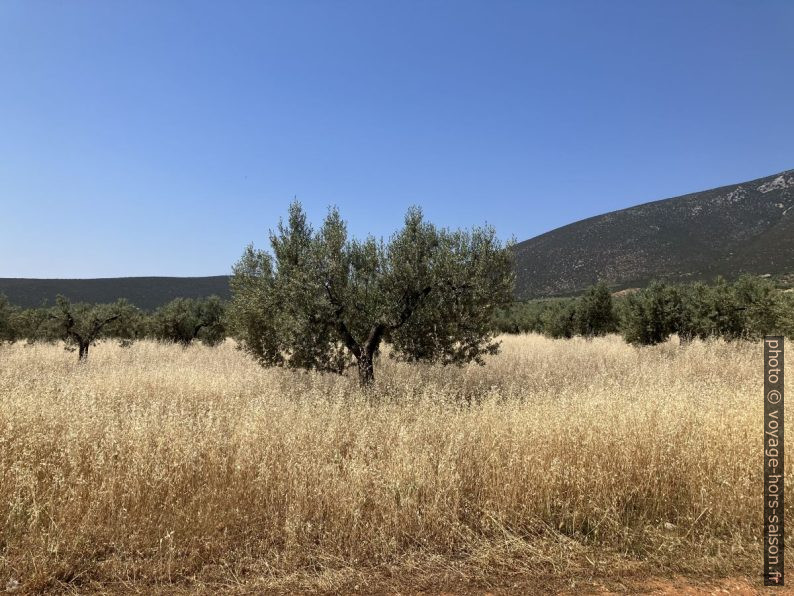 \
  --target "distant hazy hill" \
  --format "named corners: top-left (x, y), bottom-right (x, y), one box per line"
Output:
top-left (0, 276), bottom-right (231, 310)
top-left (513, 169), bottom-right (794, 298)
